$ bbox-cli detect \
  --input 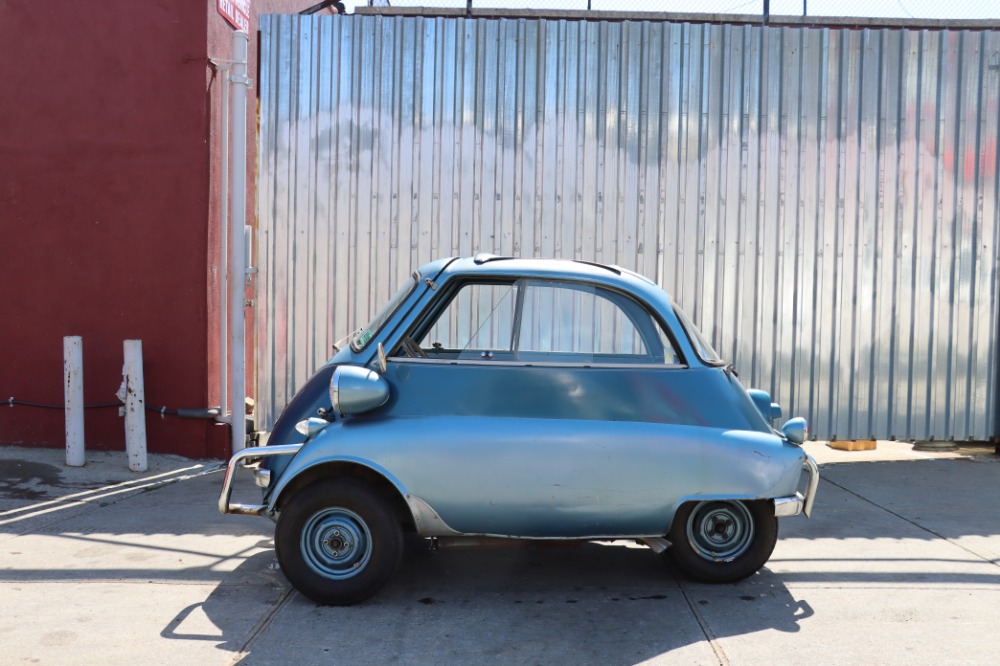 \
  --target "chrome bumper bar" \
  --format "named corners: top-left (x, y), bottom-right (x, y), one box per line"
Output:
top-left (773, 454), bottom-right (820, 519)
top-left (218, 443), bottom-right (303, 515)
